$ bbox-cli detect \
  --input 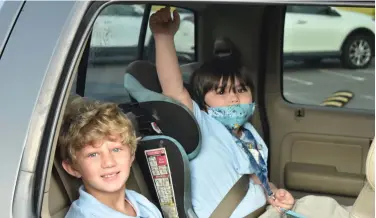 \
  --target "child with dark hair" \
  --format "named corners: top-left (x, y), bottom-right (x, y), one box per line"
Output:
top-left (149, 7), bottom-right (295, 218)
